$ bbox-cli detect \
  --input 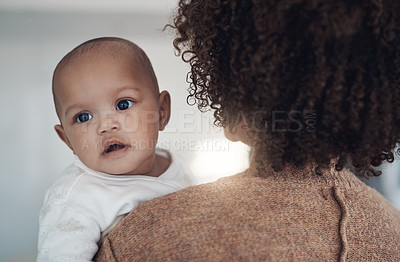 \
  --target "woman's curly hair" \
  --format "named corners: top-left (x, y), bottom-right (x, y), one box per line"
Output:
top-left (171, 0), bottom-right (400, 177)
